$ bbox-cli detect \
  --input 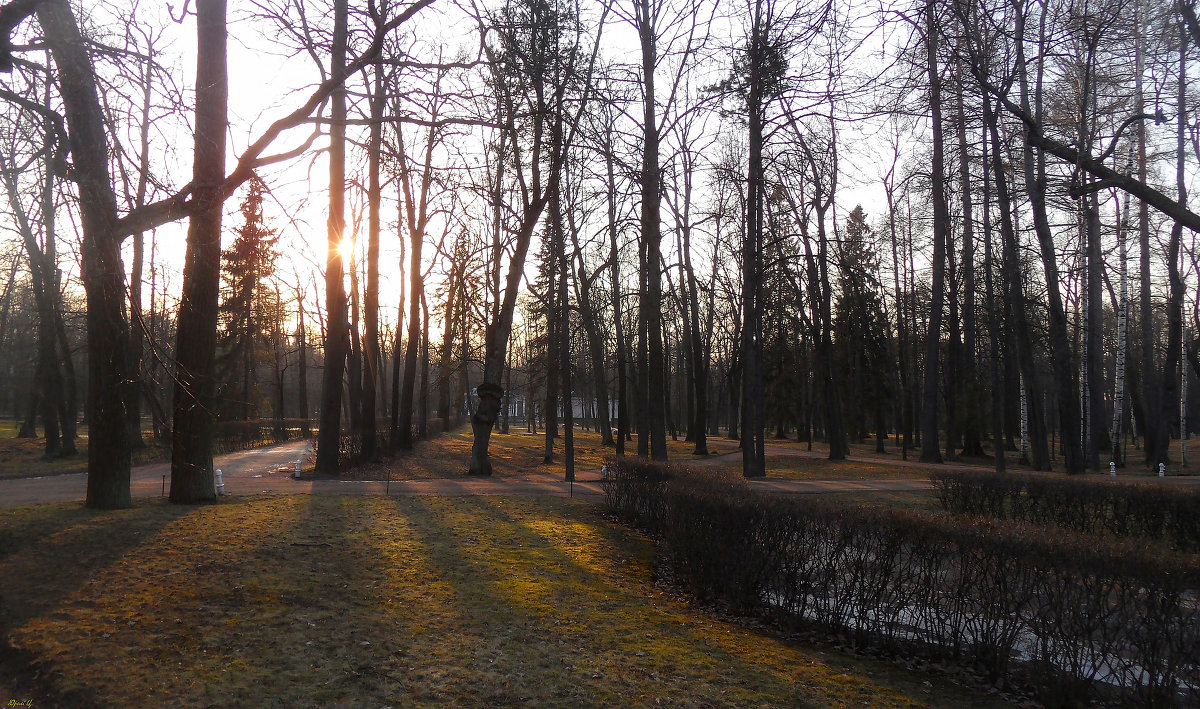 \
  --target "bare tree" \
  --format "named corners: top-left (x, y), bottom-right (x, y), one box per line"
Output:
top-left (467, 0), bottom-right (605, 476)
